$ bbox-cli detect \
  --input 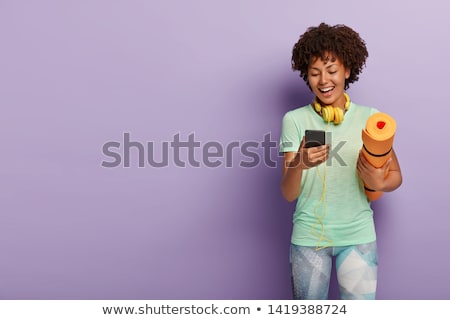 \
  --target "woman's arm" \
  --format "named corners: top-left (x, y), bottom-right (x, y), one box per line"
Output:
top-left (281, 137), bottom-right (330, 202)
